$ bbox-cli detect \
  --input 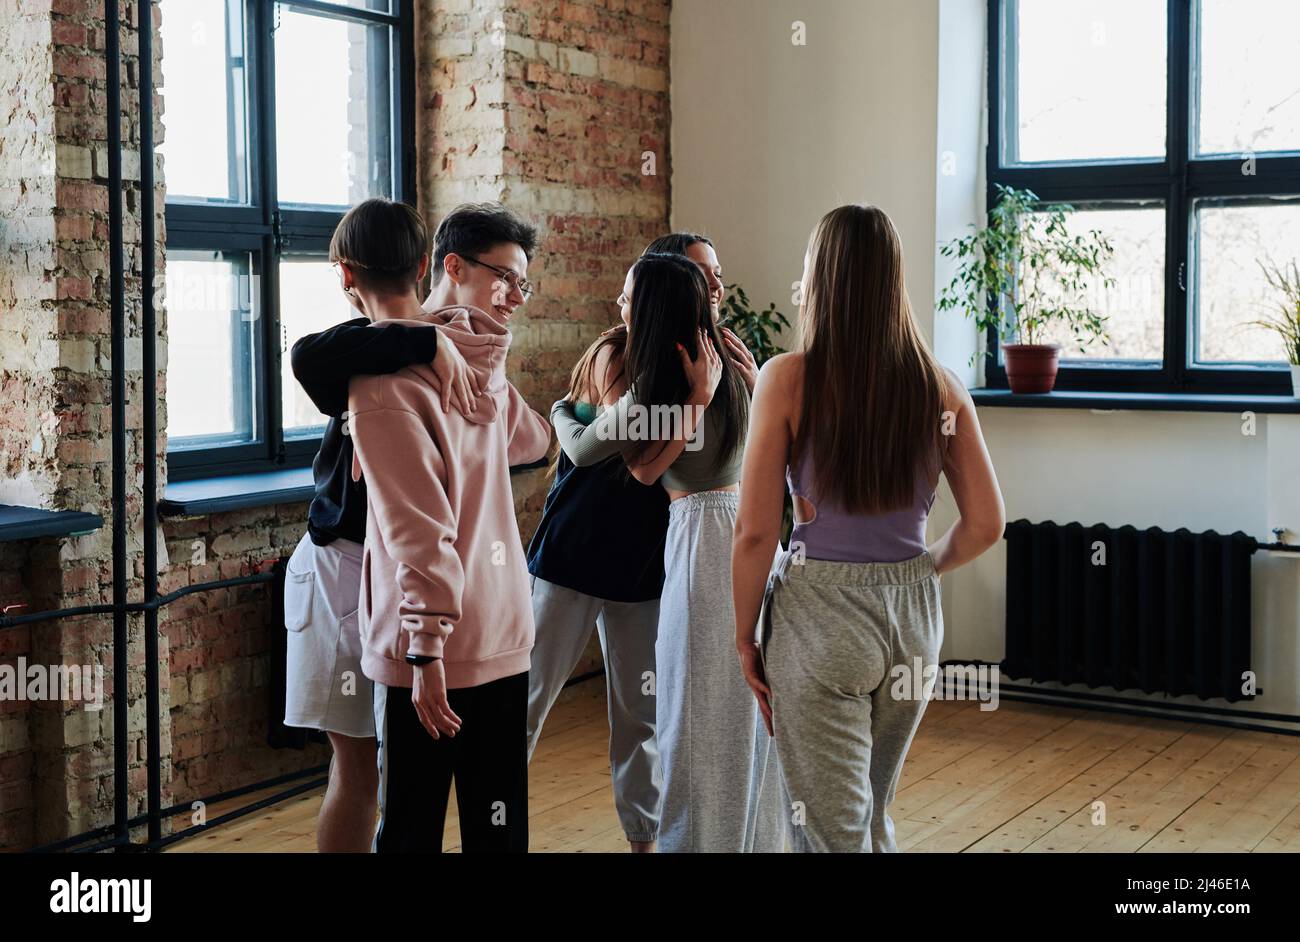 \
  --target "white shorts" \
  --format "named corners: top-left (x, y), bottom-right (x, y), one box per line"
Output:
top-left (284, 533), bottom-right (375, 739)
